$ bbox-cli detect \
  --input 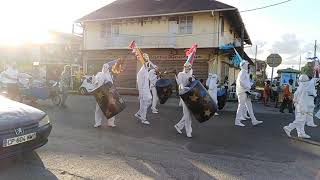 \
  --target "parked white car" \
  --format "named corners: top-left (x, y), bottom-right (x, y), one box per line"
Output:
top-left (79, 75), bottom-right (96, 95)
